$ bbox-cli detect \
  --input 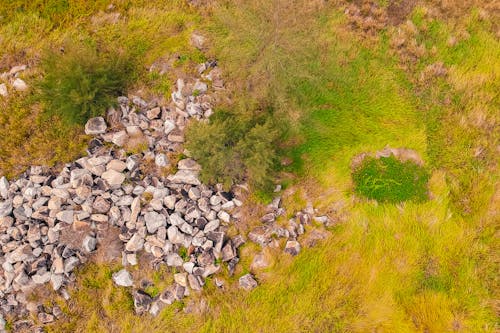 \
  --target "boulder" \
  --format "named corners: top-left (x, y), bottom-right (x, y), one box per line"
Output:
top-left (167, 170), bottom-right (201, 185)
top-left (125, 234), bottom-right (144, 252)
top-left (101, 169), bottom-right (125, 188)
top-left (112, 269), bottom-right (133, 287)
top-left (239, 274), bottom-right (258, 291)
top-left (82, 235), bottom-right (97, 253)
top-left (284, 240), bottom-right (301, 256)
top-left (12, 78), bottom-right (28, 91)
top-left (84, 117), bottom-right (107, 135)
top-left (144, 211), bottom-right (166, 234)
top-left (0, 176), bottom-right (9, 199)
top-left (0, 83), bottom-right (8, 97)
top-left (133, 290), bottom-right (153, 314)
